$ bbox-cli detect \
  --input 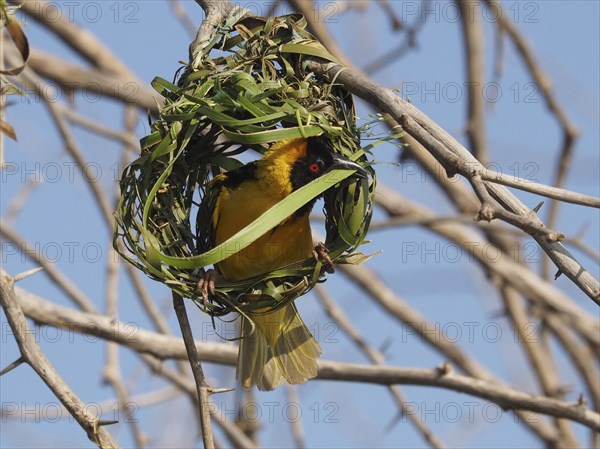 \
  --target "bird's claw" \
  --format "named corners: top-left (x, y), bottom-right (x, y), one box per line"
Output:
top-left (196, 269), bottom-right (216, 303)
top-left (313, 242), bottom-right (335, 273)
